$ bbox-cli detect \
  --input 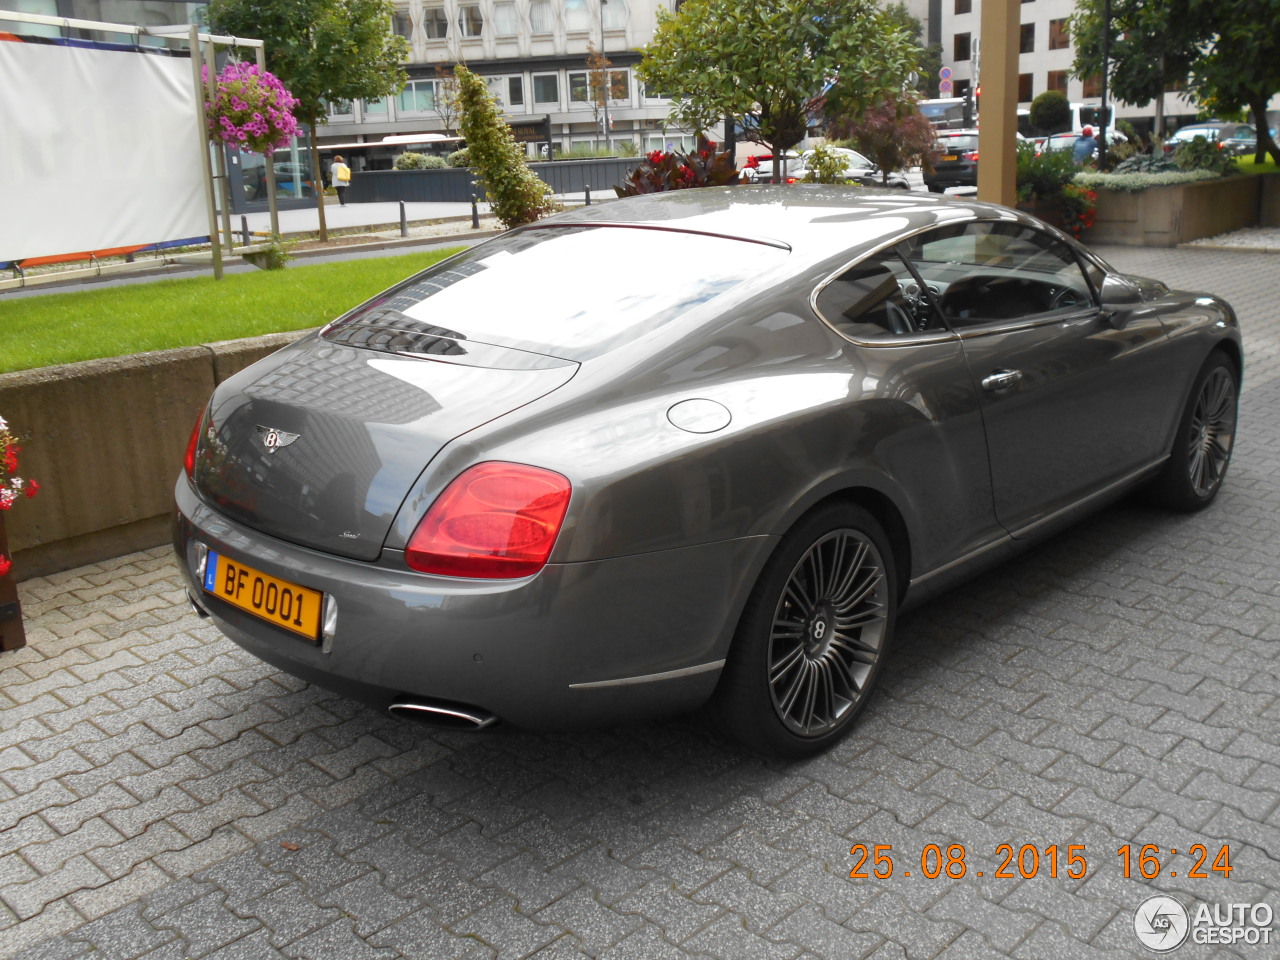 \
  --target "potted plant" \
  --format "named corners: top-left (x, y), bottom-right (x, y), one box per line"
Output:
top-left (0, 414), bottom-right (38, 652)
